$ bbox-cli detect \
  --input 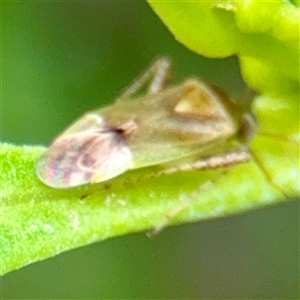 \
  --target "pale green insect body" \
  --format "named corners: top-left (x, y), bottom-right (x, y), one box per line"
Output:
top-left (36, 58), bottom-right (250, 188)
